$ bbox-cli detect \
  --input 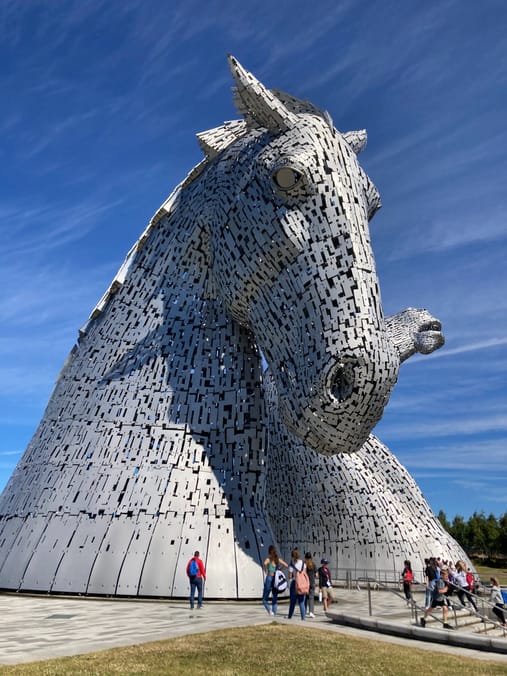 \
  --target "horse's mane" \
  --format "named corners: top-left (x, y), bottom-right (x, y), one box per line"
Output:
top-left (80, 90), bottom-right (332, 336)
